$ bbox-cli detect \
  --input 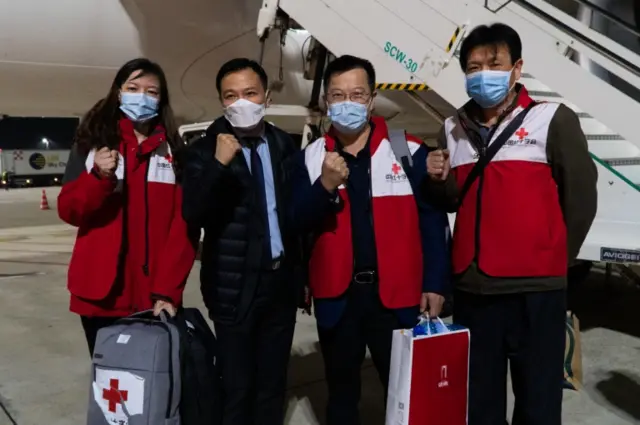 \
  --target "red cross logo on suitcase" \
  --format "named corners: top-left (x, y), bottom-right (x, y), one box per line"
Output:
top-left (102, 378), bottom-right (128, 413)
